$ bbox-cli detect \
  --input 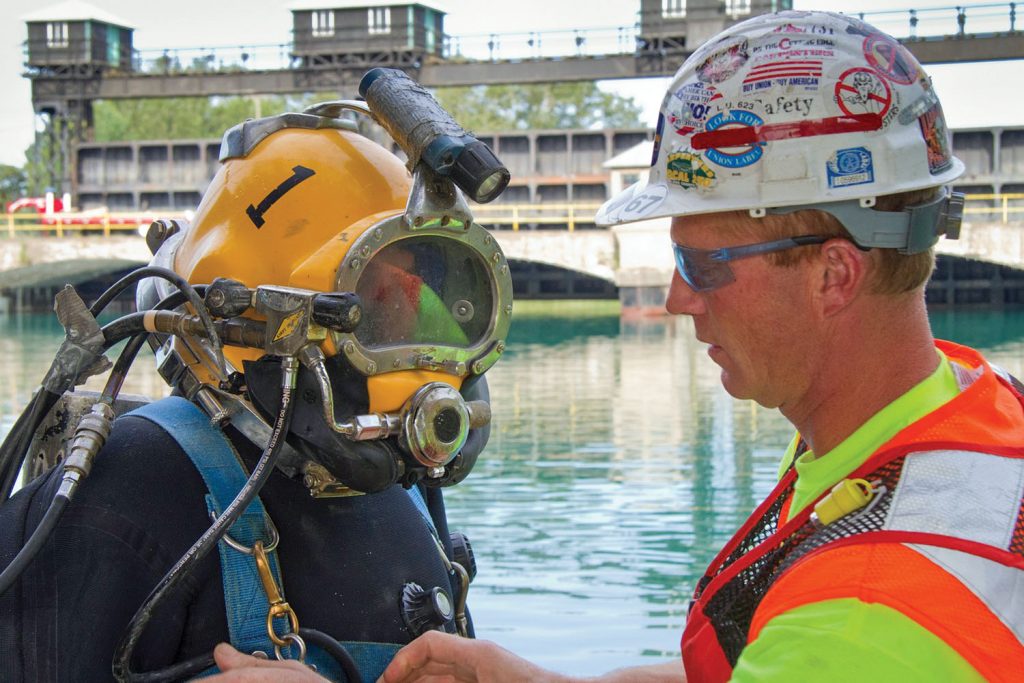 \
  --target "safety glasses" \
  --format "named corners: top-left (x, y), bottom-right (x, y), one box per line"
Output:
top-left (672, 235), bottom-right (829, 292)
